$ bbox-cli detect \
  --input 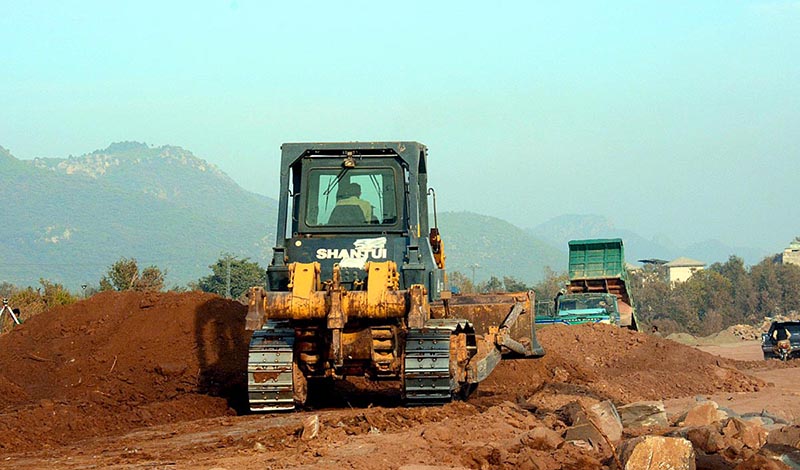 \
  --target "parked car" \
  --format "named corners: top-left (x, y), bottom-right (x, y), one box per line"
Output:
top-left (761, 321), bottom-right (800, 361)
